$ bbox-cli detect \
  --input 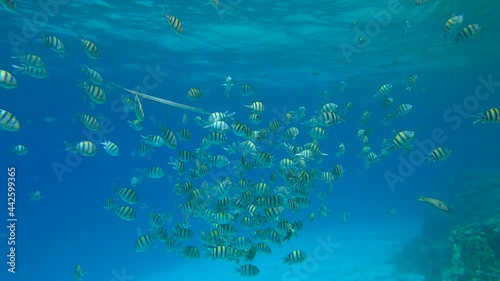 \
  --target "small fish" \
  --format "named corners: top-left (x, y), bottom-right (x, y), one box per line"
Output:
top-left (115, 205), bottom-right (136, 221)
top-left (0, 70), bottom-right (18, 89)
top-left (181, 246), bottom-right (200, 258)
top-left (244, 101), bottom-right (265, 112)
top-left (12, 64), bottom-right (49, 79)
top-left (134, 235), bottom-right (154, 252)
top-left (374, 84), bottom-right (392, 97)
top-left (441, 15), bottom-right (463, 39)
top-left (406, 75), bottom-right (417, 91)
top-left (283, 250), bottom-right (307, 264)
top-left (101, 139), bottom-right (119, 156)
top-left (11, 144), bottom-right (28, 155)
top-left (455, 24), bottom-right (481, 43)
top-left (11, 53), bottom-right (45, 68)
top-left (0, 109), bottom-right (20, 131)
top-left (382, 97), bottom-right (393, 108)
top-left (418, 196), bottom-right (450, 212)
top-left (384, 130), bottom-right (415, 151)
top-left (472, 108), bottom-right (500, 124)
top-left (186, 88), bottom-right (206, 100)
top-left (163, 8), bottom-right (184, 34)
top-left (236, 264), bottom-right (260, 276)
top-left (64, 141), bottom-right (98, 156)
top-left (77, 82), bottom-right (106, 104)
top-left (76, 112), bottom-right (99, 131)
top-left (38, 33), bottom-right (65, 54)
top-left (79, 36), bottom-right (99, 59)
top-left (241, 84), bottom-right (256, 96)
top-left (82, 65), bottom-right (104, 85)
top-left (223, 76), bottom-right (233, 97)
top-left (426, 147), bottom-right (452, 162)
